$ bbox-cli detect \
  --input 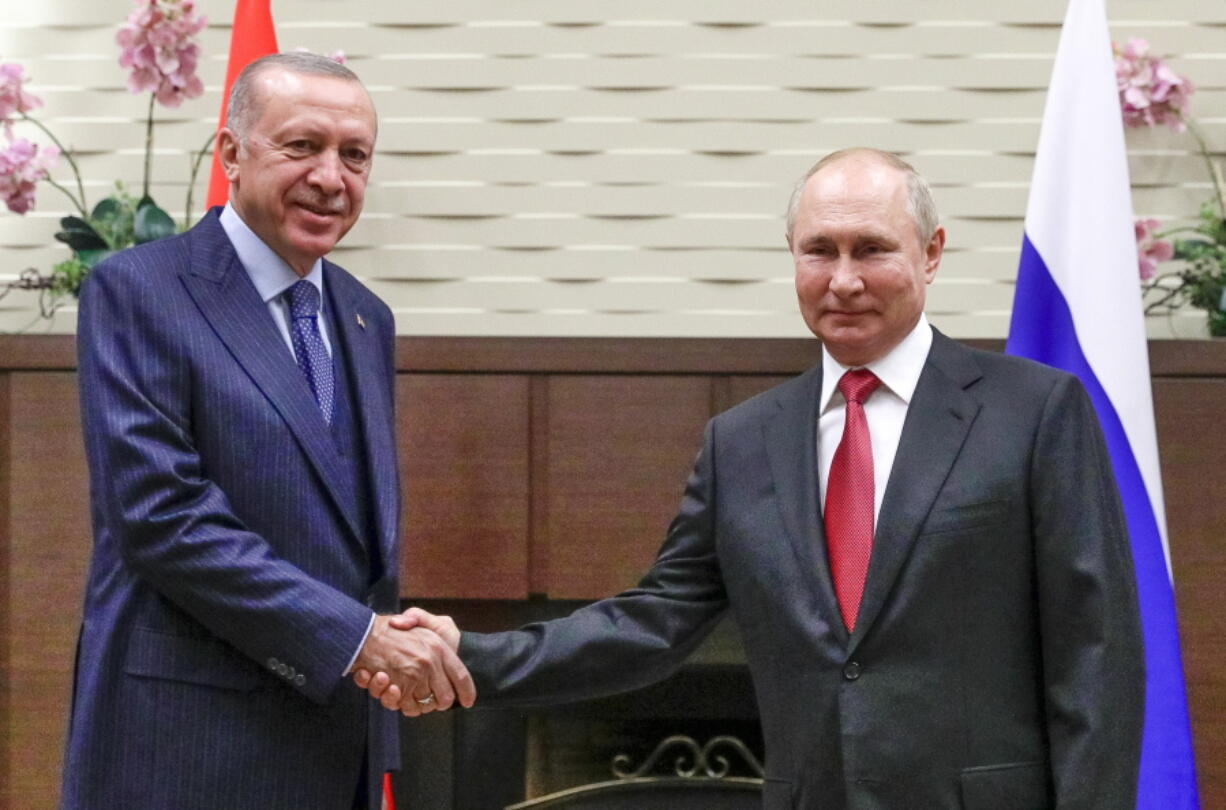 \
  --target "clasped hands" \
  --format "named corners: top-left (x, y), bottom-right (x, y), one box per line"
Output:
top-left (349, 608), bottom-right (472, 717)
